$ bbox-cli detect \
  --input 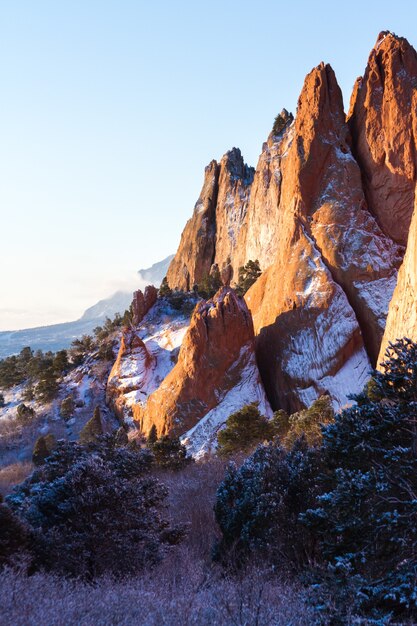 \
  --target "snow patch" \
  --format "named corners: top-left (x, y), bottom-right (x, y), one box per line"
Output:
top-left (182, 346), bottom-right (272, 459)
